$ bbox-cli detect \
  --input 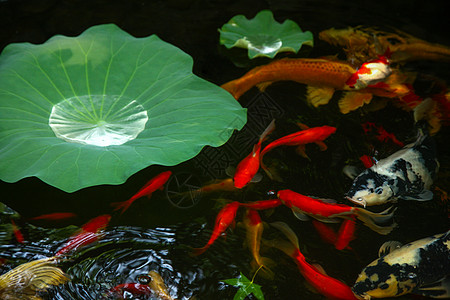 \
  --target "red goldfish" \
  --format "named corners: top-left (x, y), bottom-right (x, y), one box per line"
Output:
top-left (346, 50), bottom-right (392, 90)
top-left (56, 214), bottom-right (111, 256)
top-left (312, 220), bottom-right (339, 246)
top-left (10, 219), bottom-right (24, 244)
top-left (192, 201), bottom-right (240, 255)
top-left (243, 209), bottom-right (274, 277)
top-left (260, 125), bottom-right (336, 178)
top-left (111, 170), bottom-right (172, 214)
top-left (233, 120), bottom-right (275, 188)
top-left (270, 222), bottom-right (359, 300)
top-left (29, 212), bottom-right (77, 221)
top-left (277, 189), bottom-right (396, 235)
